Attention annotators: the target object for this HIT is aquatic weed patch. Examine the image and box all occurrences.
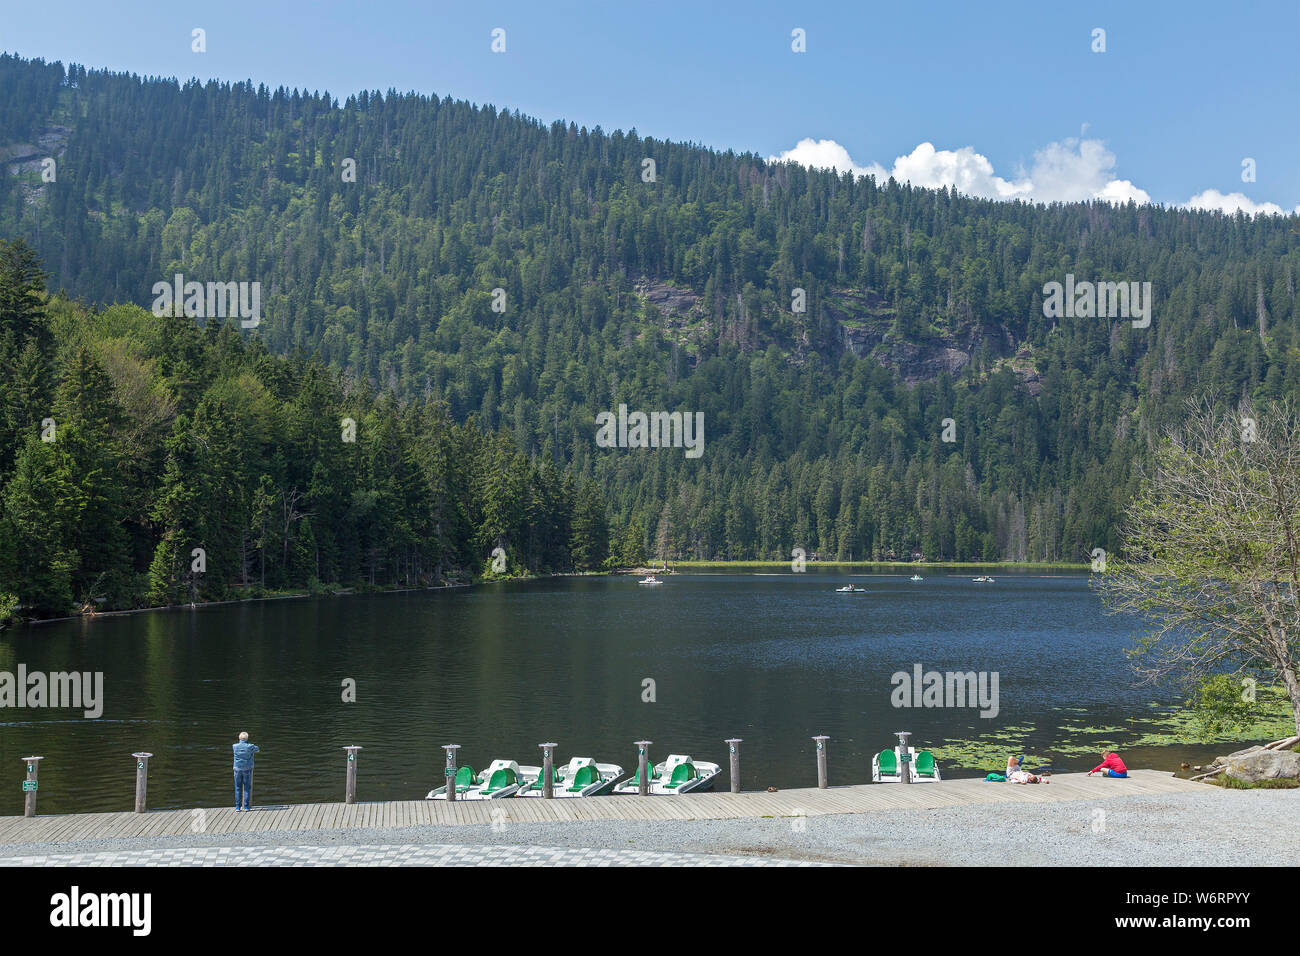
[928,691,1293,771]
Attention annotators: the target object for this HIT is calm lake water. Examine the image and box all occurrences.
[1,571,1231,814]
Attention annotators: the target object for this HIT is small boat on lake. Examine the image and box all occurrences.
[972,575,995,583]
[611,754,721,795]
[426,758,524,800]
[910,574,924,582]
[515,757,623,797]
[638,575,663,585]
[835,585,868,593]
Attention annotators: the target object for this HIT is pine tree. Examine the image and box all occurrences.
[570,480,609,571]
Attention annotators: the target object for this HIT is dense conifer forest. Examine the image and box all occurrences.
[0,238,612,618]
[2,54,1298,617]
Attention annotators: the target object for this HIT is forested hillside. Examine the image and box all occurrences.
[0,238,615,618]
[3,53,1299,572]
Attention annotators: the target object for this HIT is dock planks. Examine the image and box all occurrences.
[0,770,1206,847]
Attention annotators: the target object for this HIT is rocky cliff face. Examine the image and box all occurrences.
[1,125,71,206]
[636,276,1034,390]
[634,277,702,316]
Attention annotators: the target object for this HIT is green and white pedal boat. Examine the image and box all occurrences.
[611,754,721,795]
[872,747,942,783]
[514,756,624,798]
[426,758,524,800]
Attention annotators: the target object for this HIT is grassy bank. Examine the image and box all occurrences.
[1210,773,1300,789]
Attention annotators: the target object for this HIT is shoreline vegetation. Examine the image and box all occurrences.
[0,561,1092,628]
[8,559,1093,626]
[18,580,475,626]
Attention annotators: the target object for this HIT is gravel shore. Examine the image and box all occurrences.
[3,787,1296,865]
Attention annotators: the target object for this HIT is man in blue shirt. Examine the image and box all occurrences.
[232,732,259,811]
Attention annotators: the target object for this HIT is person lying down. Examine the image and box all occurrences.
[1006,755,1048,784]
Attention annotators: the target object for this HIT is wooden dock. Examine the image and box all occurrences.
[0,770,1207,846]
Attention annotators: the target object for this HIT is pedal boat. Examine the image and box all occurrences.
[514,757,624,797]
[872,746,942,783]
[426,758,524,800]
[611,754,721,795]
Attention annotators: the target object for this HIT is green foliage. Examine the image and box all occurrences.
[613,517,648,568]
[0,590,18,627]
[570,480,609,571]
[3,55,1300,564]
[0,252,591,616]
[1096,401,1300,737]
[1188,675,1272,741]
[0,238,52,480]
[1212,773,1299,790]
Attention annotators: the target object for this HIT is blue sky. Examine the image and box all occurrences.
[4,0,1298,211]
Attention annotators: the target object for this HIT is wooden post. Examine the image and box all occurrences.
[725,738,742,793]
[539,743,557,799]
[813,735,829,788]
[442,744,460,802]
[20,756,42,818]
[343,746,362,804]
[896,731,912,785]
[131,753,152,813]
[634,740,652,796]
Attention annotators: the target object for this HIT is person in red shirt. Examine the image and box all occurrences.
[1088,751,1128,778]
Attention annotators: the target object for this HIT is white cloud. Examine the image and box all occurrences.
[771,138,1031,199]
[768,136,1293,215]
[770,138,875,178]
[1094,179,1151,205]
[771,136,1144,205]
[1182,189,1295,217]
[1022,138,1150,204]
[881,142,1032,200]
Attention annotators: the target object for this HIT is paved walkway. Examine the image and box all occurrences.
[0,770,1202,846]
[0,843,826,866]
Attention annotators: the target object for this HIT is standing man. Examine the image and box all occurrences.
[233,731,259,811]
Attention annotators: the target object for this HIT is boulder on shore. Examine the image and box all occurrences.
[1212,745,1265,767]
[1223,749,1300,783]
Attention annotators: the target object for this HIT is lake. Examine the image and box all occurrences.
[0,571,1234,814]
